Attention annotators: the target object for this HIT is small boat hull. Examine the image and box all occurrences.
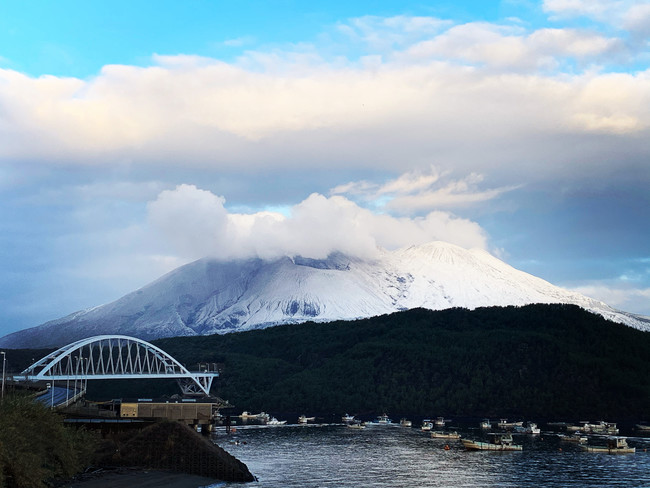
[431,431,460,439]
[580,437,635,454]
[581,446,635,454]
[462,439,522,451]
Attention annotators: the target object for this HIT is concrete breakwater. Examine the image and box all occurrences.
[94,420,254,482]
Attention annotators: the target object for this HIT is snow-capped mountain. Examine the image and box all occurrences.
[1,241,648,348]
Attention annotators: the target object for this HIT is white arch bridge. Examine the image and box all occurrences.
[13,335,217,397]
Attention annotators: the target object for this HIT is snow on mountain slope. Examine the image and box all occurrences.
[1,241,648,348]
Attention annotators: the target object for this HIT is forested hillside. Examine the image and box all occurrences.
[154,304,650,420]
[8,304,650,420]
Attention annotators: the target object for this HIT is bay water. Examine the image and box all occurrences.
[217,423,650,487]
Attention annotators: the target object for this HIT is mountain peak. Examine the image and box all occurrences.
[1,241,648,348]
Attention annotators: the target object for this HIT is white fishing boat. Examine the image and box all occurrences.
[421,420,433,431]
[567,421,618,434]
[558,433,588,443]
[240,411,270,421]
[376,413,392,424]
[514,422,540,435]
[462,433,522,451]
[434,417,446,427]
[431,431,461,439]
[298,415,315,424]
[581,437,635,454]
[266,417,287,425]
[400,418,412,427]
[342,413,355,423]
[480,419,492,429]
[347,421,365,430]
[497,419,523,430]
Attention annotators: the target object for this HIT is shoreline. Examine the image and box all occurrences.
[59,467,226,488]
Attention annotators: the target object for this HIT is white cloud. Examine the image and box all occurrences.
[0,14,648,185]
[569,282,650,316]
[332,167,521,213]
[544,0,650,37]
[222,36,256,48]
[402,23,623,70]
[543,0,623,20]
[146,184,489,262]
[622,3,650,37]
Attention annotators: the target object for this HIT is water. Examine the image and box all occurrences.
[217,423,650,487]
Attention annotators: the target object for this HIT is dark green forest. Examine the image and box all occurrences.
[153,304,650,420]
[7,304,650,420]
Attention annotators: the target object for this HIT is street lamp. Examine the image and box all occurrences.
[1,351,6,402]
[46,382,53,409]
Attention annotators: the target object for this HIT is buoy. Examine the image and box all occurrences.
[444,444,450,450]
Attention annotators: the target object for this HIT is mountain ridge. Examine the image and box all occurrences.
[1,241,648,348]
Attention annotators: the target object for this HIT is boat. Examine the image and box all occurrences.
[581,437,635,454]
[400,418,412,427]
[567,421,618,435]
[462,433,522,451]
[636,424,650,431]
[434,417,446,427]
[480,419,492,430]
[421,420,433,431]
[298,415,315,424]
[497,419,523,430]
[240,411,270,421]
[514,422,540,435]
[347,421,365,430]
[376,413,392,424]
[342,413,355,423]
[266,417,287,425]
[558,433,588,443]
[431,431,461,439]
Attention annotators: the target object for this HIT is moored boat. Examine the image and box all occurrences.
[376,413,392,424]
[266,416,287,425]
[581,437,635,454]
[462,433,522,451]
[435,416,446,427]
[567,421,618,435]
[400,418,412,427]
[431,431,461,439]
[421,420,433,431]
[558,433,588,443]
[480,419,492,430]
[347,421,365,430]
[342,413,355,423]
[514,422,540,435]
[497,419,523,430]
[240,411,270,421]
[298,415,315,424]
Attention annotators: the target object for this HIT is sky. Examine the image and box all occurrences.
[1,0,649,338]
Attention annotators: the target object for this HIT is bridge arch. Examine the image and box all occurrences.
[16,335,217,396]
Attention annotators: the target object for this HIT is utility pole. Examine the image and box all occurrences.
[1,351,6,401]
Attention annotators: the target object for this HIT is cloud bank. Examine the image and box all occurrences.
[147,184,488,262]
[1,12,649,188]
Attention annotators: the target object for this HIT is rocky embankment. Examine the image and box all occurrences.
[93,421,254,482]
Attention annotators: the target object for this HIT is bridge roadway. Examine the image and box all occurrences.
[35,386,84,408]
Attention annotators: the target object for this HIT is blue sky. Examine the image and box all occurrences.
[1,0,649,337]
